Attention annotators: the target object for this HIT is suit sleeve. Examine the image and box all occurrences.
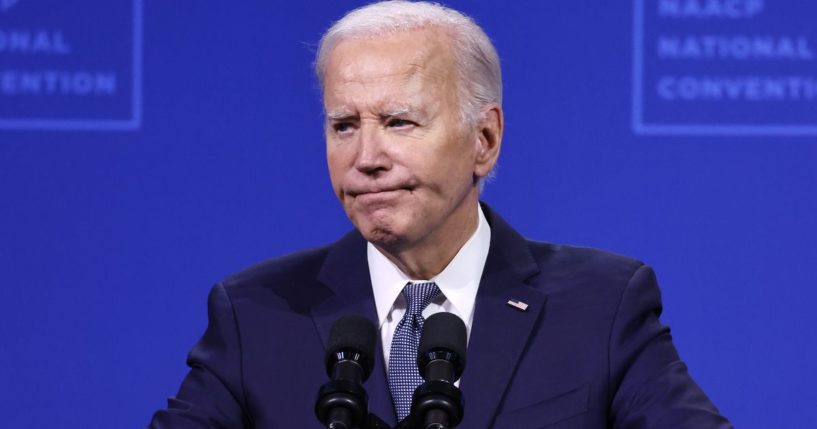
[608,265,732,429]
[149,283,250,428]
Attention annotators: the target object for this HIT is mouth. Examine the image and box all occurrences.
[347,186,413,198]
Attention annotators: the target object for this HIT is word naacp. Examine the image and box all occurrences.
[659,0,764,18]
[658,36,814,61]
[0,30,71,54]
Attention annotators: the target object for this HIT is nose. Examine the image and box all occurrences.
[354,123,391,175]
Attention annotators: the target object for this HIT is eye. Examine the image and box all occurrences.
[333,122,355,134]
[387,118,413,128]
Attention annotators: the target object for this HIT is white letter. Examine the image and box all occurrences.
[657,76,677,100]
[658,37,680,58]
[659,0,680,16]
[677,77,699,100]
[797,37,814,60]
[94,73,117,95]
[745,0,764,17]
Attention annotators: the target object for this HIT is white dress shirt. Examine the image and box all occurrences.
[367,204,491,370]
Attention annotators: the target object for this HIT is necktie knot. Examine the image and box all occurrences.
[403,281,441,317]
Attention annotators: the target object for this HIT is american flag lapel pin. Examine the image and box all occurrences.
[506,299,529,311]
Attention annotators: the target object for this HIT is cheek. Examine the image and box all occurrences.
[432,138,478,179]
[326,149,347,194]
[327,138,359,167]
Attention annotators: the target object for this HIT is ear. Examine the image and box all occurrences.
[473,103,503,179]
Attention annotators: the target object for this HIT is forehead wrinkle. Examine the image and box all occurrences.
[377,92,436,118]
[337,64,424,90]
[329,75,430,118]
[331,39,429,84]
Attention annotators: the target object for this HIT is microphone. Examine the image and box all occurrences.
[315,315,377,429]
[410,312,467,429]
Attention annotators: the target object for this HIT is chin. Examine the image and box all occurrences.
[363,227,407,248]
[353,213,410,248]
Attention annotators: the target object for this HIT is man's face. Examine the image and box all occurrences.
[323,28,482,250]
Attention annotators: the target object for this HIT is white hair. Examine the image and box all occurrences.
[315,0,502,125]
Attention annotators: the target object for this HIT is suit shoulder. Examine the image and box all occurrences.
[525,239,647,290]
[219,244,332,291]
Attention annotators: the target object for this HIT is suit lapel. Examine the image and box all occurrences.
[460,205,546,429]
[311,230,397,426]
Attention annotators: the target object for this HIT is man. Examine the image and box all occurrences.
[150,2,731,428]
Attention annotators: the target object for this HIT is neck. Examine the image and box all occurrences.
[375,196,480,280]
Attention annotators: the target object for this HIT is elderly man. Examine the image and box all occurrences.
[150,2,731,428]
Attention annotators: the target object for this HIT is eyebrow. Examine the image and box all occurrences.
[380,106,412,117]
[326,111,356,121]
[326,106,419,121]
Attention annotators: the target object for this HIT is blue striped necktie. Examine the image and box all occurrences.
[388,281,441,421]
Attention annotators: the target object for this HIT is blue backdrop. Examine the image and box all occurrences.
[1,1,815,427]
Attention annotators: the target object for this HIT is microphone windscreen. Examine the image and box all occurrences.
[419,312,467,373]
[326,314,377,377]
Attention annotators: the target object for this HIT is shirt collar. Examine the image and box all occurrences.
[368,204,491,328]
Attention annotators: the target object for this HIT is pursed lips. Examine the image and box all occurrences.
[346,186,413,198]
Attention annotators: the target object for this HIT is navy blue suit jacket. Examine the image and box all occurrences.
[150,205,730,428]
